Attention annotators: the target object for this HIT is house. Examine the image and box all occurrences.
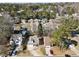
[42,19,61,36]
[9,34,23,56]
[28,19,39,34]
[28,36,53,56]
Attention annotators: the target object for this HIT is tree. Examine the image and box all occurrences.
[0,16,12,45]
[52,17,79,49]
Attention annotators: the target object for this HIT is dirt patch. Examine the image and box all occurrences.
[51,46,76,57]
[17,50,32,56]
[0,45,10,56]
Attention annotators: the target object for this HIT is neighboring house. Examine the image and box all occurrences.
[57,5,64,16]
[28,19,39,33]
[27,35,39,51]
[42,19,61,36]
[9,34,23,56]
